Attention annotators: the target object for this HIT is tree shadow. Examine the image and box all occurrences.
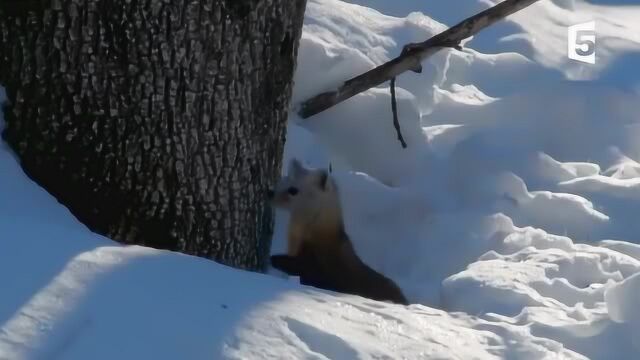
[0,132,113,329]
[1,247,293,359]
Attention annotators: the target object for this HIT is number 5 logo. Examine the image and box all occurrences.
[568,21,596,64]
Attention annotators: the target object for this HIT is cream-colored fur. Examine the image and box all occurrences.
[271,159,343,255]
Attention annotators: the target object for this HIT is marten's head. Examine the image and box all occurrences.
[268,159,341,227]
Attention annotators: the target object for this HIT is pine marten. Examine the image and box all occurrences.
[268,159,408,305]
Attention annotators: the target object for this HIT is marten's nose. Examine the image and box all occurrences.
[266,190,275,199]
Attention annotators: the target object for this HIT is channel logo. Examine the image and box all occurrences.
[568,21,596,64]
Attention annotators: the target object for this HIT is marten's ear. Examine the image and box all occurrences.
[288,158,306,178]
[319,171,332,192]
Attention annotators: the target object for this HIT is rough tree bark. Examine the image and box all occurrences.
[0,0,307,271]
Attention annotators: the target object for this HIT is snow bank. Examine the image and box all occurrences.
[224,292,584,360]
[345,0,640,82]
[278,0,640,358]
[0,87,581,358]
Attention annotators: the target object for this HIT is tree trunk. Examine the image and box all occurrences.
[0,0,307,271]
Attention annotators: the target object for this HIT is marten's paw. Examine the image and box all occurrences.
[270,254,338,292]
[270,255,303,276]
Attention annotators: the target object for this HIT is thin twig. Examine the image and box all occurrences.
[298,0,541,119]
[389,77,407,149]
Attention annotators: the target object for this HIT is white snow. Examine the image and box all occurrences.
[2,0,640,359]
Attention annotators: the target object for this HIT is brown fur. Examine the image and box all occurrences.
[269,159,408,305]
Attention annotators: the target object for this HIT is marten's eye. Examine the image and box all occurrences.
[287,187,299,196]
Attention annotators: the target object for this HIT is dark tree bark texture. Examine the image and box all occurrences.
[0,0,307,271]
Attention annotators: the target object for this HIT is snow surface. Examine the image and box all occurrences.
[2,0,640,359]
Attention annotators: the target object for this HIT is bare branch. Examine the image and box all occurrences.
[389,77,407,148]
[298,0,541,119]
